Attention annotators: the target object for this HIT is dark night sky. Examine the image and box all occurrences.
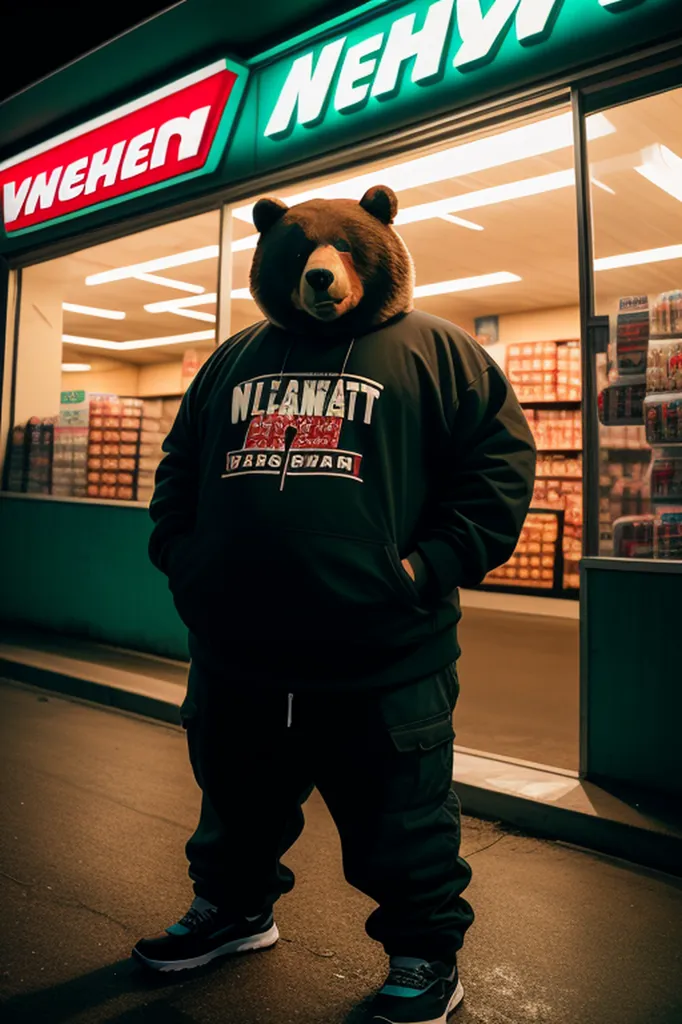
[0,2,180,103]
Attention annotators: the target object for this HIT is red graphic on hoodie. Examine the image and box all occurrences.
[245,415,342,450]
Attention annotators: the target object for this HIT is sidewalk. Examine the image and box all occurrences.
[1,624,682,877]
[1,679,681,1024]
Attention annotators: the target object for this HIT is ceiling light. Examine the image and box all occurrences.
[144,293,217,313]
[232,233,260,252]
[397,170,575,226]
[439,214,484,231]
[62,330,215,351]
[231,288,253,300]
[594,243,682,272]
[135,273,206,293]
[414,272,522,298]
[85,245,219,285]
[62,362,92,372]
[62,302,126,320]
[233,112,615,223]
[168,309,217,323]
[636,144,682,203]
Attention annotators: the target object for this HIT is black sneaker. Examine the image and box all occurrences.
[132,897,278,972]
[369,957,464,1024]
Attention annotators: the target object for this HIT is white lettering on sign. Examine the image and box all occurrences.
[24,167,62,216]
[454,0,559,70]
[85,141,126,195]
[121,129,155,180]
[265,37,347,136]
[3,105,211,225]
[58,156,89,201]
[371,0,454,98]
[334,33,384,112]
[150,106,211,168]
[264,0,649,138]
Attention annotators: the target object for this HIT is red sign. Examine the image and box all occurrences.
[0,59,247,235]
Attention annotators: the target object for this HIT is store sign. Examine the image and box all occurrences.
[0,58,248,236]
[258,0,656,150]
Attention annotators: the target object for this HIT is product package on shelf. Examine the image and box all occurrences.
[612,509,682,560]
[612,515,655,558]
[655,509,682,559]
[53,390,94,497]
[598,379,646,425]
[651,455,682,503]
[87,396,142,501]
[485,512,558,590]
[25,417,56,494]
[644,393,682,444]
[524,407,582,451]
[5,424,28,492]
[615,295,650,377]
[134,396,180,503]
[506,340,580,402]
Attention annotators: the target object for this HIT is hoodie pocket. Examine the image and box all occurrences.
[173,526,430,647]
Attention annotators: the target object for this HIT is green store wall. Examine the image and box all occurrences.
[582,560,682,798]
[0,497,189,661]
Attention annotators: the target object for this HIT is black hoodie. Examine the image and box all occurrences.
[149,310,536,690]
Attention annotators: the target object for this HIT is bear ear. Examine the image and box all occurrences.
[253,197,288,235]
[360,185,398,225]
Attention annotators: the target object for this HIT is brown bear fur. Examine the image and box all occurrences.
[249,186,414,339]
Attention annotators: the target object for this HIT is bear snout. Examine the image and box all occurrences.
[306,268,335,292]
[298,244,363,322]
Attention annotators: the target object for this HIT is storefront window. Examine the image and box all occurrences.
[589,86,682,560]
[4,211,220,503]
[229,105,589,768]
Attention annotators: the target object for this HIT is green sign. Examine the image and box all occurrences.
[249,0,678,173]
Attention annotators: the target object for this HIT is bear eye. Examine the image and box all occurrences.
[333,238,351,253]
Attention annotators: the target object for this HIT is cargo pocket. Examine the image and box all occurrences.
[386,711,455,811]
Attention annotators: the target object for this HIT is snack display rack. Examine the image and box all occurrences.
[601,292,682,560]
[5,391,182,503]
[483,340,583,595]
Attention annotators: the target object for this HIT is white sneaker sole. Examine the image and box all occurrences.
[132,922,280,973]
[372,979,464,1024]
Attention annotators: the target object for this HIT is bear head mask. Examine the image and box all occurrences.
[249,185,414,338]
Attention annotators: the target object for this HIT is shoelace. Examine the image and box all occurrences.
[178,904,218,931]
[385,963,435,992]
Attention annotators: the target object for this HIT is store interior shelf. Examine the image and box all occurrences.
[537,447,584,454]
[536,474,582,481]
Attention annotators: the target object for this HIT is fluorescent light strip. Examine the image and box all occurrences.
[62,363,92,372]
[62,330,215,352]
[86,246,219,285]
[0,60,228,172]
[169,309,217,323]
[414,272,521,298]
[135,273,206,294]
[62,302,126,320]
[439,214,484,231]
[145,292,217,313]
[232,233,260,252]
[397,170,575,225]
[636,144,682,203]
[231,288,253,300]
[595,243,682,271]
[232,112,615,223]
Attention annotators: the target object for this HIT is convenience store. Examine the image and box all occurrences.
[1,0,682,800]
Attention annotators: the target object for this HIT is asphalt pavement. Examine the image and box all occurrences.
[1,679,681,1024]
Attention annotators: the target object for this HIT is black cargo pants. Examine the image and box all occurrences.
[181,662,474,962]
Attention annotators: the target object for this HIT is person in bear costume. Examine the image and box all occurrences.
[134,185,536,1023]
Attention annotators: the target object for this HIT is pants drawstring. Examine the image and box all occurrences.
[287,693,294,728]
